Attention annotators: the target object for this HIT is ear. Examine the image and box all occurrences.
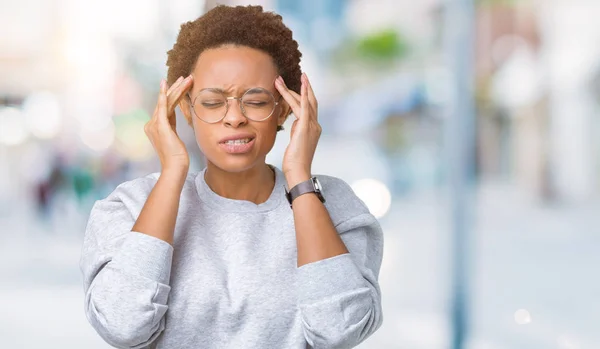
[179,97,194,127]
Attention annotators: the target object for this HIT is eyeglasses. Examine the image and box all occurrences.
[188,87,280,124]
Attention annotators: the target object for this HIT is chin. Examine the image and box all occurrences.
[205,153,265,173]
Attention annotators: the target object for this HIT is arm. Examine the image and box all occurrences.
[80,77,193,348]
[276,74,383,348]
[80,178,177,349]
[287,173,349,267]
[292,201,384,349]
[134,75,194,245]
[81,171,187,348]
[132,169,187,244]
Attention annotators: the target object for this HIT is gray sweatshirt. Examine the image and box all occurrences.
[80,165,383,349]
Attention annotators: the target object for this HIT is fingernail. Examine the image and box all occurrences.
[160,79,166,89]
[186,74,193,80]
[176,76,184,83]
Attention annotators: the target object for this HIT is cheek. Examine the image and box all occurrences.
[192,126,213,154]
[255,123,279,154]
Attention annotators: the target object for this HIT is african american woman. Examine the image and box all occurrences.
[80,5,384,349]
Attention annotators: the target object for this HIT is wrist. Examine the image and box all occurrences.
[285,172,311,189]
[160,168,188,187]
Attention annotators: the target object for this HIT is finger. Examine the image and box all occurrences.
[167,75,193,114]
[276,76,300,103]
[167,76,184,97]
[151,100,159,122]
[303,73,318,117]
[167,76,194,131]
[157,79,168,121]
[300,78,309,122]
[150,79,168,122]
[275,77,300,117]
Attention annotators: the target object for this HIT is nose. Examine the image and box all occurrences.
[222,97,247,128]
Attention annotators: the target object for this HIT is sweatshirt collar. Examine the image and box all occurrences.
[195,164,285,212]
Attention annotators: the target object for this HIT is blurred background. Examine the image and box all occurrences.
[1,0,599,348]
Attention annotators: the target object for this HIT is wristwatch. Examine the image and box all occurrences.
[285,176,326,208]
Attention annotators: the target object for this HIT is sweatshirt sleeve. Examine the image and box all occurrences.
[79,178,173,349]
[297,212,384,349]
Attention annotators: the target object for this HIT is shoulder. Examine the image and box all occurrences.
[93,172,199,215]
[315,173,374,227]
[84,172,199,252]
[107,171,197,197]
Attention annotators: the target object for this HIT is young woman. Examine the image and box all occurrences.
[80,5,384,349]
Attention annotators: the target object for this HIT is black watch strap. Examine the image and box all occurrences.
[285,177,325,207]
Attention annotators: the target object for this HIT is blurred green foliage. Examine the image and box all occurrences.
[355,29,408,61]
[331,28,409,71]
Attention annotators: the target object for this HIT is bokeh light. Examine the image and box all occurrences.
[22,92,63,139]
[0,107,29,146]
[557,335,580,349]
[514,309,532,325]
[79,120,116,152]
[351,178,392,218]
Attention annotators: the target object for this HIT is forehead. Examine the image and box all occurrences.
[192,45,278,92]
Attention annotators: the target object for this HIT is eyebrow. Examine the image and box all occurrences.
[203,87,227,94]
[200,87,279,96]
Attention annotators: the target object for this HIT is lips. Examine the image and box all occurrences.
[218,133,256,144]
[218,137,256,154]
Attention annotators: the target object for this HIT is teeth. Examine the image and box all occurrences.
[225,138,251,145]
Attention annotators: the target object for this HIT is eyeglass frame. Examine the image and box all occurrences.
[187,87,282,124]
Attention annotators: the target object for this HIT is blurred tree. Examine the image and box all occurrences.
[331,28,409,73]
[356,29,407,62]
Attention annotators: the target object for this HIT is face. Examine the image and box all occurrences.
[180,45,289,173]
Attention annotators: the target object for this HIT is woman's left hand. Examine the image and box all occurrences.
[275,73,322,187]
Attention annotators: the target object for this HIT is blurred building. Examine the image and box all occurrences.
[473,0,600,203]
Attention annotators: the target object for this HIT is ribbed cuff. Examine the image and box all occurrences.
[111,232,174,285]
[297,253,365,304]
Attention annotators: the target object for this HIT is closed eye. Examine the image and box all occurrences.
[244,101,268,107]
[201,102,226,108]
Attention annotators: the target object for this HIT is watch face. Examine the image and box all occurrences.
[312,177,325,203]
[312,177,322,192]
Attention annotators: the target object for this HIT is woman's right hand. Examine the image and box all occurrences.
[144,75,194,173]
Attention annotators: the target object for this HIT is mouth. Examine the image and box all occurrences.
[219,137,254,145]
[218,137,256,154]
